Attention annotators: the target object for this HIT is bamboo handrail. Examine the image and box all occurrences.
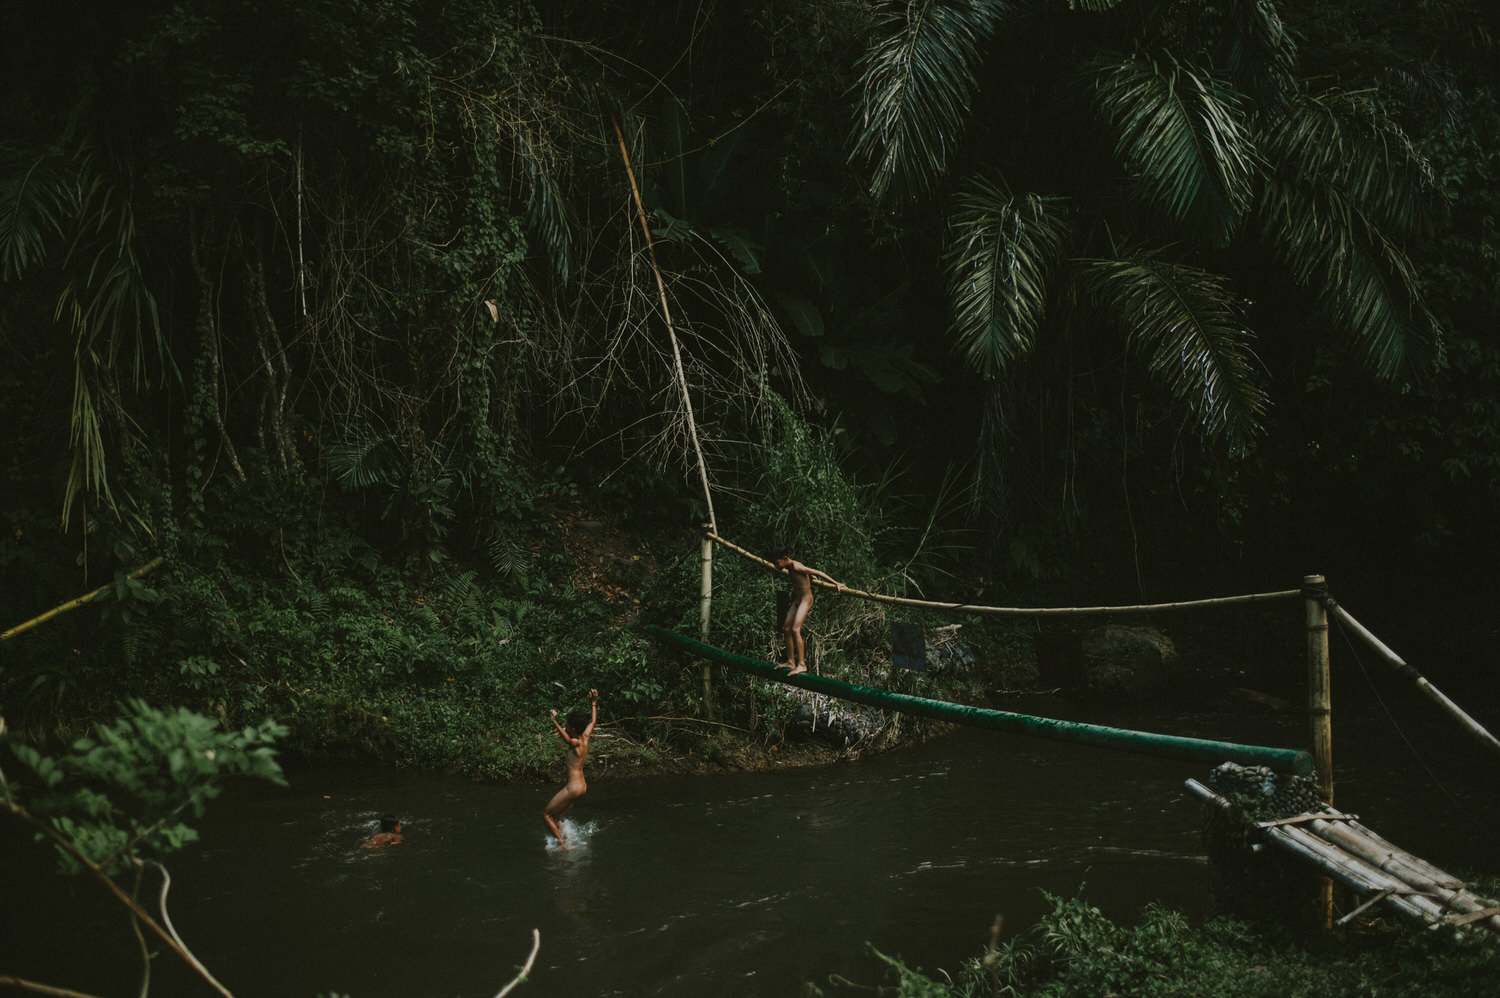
[706,531,1301,617]
[2,556,165,641]
[1326,600,1500,761]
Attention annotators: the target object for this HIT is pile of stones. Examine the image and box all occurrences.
[1208,761,1327,819]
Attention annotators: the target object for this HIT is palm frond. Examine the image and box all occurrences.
[19,146,169,528]
[1076,253,1268,454]
[325,431,406,491]
[1257,91,1441,380]
[945,176,1072,377]
[1326,216,1440,380]
[1091,51,1258,247]
[850,0,1003,201]
[60,361,112,527]
[1265,181,1438,380]
[0,144,74,280]
[1201,0,1298,113]
[1260,88,1436,237]
[519,131,575,284]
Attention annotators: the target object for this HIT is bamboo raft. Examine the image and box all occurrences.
[1186,778,1500,935]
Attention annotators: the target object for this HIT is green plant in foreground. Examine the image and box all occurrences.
[1,701,544,997]
[823,890,1500,997]
[1,700,288,996]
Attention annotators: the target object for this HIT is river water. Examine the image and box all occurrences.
[6,691,1498,998]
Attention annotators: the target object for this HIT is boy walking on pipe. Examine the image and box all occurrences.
[771,547,844,676]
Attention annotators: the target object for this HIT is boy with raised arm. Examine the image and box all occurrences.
[543,688,598,848]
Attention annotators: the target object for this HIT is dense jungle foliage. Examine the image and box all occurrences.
[3,0,1500,993]
[3,0,1497,755]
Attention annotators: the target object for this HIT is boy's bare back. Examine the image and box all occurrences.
[544,689,598,847]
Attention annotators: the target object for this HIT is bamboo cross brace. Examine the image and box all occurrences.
[1257,812,1359,828]
[706,531,1301,617]
[2,557,165,641]
[1446,907,1500,927]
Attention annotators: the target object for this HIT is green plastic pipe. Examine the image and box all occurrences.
[645,625,1314,777]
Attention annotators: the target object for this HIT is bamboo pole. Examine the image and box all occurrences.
[1303,576,1334,803]
[706,531,1302,617]
[1323,818,1500,927]
[1309,817,1500,932]
[1303,575,1334,927]
[611,115,719,710]
[1326,601,1500,761]
[699,528,714,716]
[1275,823,1446,922]
[2,556,165,641]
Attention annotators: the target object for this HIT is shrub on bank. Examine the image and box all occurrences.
[824,890,1500,997]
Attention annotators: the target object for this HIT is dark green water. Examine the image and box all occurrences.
[5,692,1497,998]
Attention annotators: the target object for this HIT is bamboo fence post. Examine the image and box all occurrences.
[699,527,714,716]
[1304,576,1334,804]
[1304,574,1334,927]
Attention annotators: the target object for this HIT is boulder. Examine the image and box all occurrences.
[1077,624,1182,698]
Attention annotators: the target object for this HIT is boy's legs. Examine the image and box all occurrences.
[784,597,812,674]
[543,786,578,844]
[787,628,805,673]
[779,604,798,669]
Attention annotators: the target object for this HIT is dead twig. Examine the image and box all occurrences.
[493,929,541,998]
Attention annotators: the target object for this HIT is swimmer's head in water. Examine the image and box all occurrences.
[379,814,401,833]
[566,709,591,735]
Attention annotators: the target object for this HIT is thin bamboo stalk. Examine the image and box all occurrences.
[612,119,716,534]
[2,800,237,996]
[1327,602,1500,760]
[612,116,719,708]
[706,532,1301,617]
[2,556,165,641]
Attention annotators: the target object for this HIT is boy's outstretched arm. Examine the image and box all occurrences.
[550,709,578,745]
[805,565,845,589]
[583,689,599,738]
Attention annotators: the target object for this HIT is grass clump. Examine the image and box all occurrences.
[819,890,1500,997]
